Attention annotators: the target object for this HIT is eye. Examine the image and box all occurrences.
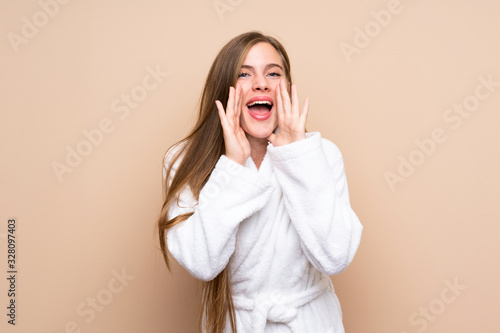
[238,72,250,78]
[268,72,281,77]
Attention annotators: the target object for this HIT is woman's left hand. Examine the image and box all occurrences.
[266,78,309,147]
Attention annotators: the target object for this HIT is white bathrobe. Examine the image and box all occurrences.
[164,132,363,333]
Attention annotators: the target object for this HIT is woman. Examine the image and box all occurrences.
[157,31,363,333]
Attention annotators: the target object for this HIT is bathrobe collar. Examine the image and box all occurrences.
[245,149,274,180]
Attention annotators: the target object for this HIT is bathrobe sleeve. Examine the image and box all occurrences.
[267,132,363,276]
[163,147,273,281]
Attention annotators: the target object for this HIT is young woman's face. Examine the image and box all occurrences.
[237,42,286,140]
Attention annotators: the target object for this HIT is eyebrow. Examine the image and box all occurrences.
[240,63,284,71]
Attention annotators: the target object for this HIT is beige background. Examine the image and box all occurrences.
[1,0,499,332]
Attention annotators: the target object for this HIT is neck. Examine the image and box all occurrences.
[247,135,268,169]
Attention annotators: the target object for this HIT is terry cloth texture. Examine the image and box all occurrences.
[164,132,363,333]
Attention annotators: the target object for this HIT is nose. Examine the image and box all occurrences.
[252,74,269,92]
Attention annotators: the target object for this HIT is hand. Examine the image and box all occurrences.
[267,79,309,147]
[215,84,251,165]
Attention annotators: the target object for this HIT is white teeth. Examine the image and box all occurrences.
[247,100,272,107]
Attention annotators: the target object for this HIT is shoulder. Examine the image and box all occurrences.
[162,140,188,180]
[306,132,343,165]
[164,140,186,161]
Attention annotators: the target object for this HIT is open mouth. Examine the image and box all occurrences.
[246,100,273,120]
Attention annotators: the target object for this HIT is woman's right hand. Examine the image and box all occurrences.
[215,84,251,165]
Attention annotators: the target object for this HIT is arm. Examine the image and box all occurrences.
[267,132,363,275]
[164,150,272,281]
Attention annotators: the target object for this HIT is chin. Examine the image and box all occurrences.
[241,113,277,140]
[247,131,272,140]
[243,124,276,140]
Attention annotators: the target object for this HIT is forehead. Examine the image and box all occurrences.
[242,42,283,67]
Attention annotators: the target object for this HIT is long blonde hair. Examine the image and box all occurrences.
[157,31,292,333]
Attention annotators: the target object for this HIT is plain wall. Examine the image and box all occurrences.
[1,0,499,332]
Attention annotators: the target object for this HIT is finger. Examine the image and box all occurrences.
[280,79,292,116]
[215,100,229,130]
[300,96,310,125]
[233,84,238,115]
[266,132,276,145]
[234,84,242,127]
[238,84,244,128]
[275,82,285,125]
[226,86,235,120]
[291,84,300,116]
